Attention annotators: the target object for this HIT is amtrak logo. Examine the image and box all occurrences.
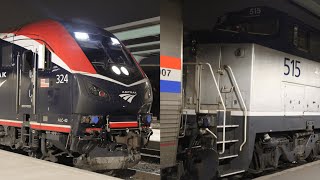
[0,80,6,87]
[119,91,137,103]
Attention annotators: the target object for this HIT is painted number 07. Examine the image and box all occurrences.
[284,58,300,77]
[161,69,171,77]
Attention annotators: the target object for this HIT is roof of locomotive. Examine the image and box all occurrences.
[0,19,120,74]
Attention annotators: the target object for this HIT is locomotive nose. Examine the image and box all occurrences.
[72,74,150,115]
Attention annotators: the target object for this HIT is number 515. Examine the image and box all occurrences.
[284,58,300,77]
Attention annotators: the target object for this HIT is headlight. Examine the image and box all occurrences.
[74,32,89,41]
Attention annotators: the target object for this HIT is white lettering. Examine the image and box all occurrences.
[56,74,68,84]
[0,72,7,78]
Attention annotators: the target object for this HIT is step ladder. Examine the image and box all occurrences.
[216,111,245,177]
[183,63,248,178]
[21,114,31,148]
[216,66,248,178]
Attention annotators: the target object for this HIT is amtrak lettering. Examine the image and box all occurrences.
[0,72,7,78]
[0,72,8,87]
[0,80,6,87]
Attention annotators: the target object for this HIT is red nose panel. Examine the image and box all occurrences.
[13,20,96,74]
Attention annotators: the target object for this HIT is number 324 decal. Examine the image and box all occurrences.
[56,74,68,84]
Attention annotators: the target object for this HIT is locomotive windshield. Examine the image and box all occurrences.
[61,21,144,84]
[74,32,144,84]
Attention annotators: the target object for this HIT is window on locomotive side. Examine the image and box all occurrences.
[246,18,279,35]
[44,48,52,70]
[310,32,320,56]
[1,45,13,67]
[293,25,310,52]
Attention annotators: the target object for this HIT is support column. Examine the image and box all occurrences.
[160,0,183,168]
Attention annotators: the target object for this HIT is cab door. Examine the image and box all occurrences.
[18,46,36,115]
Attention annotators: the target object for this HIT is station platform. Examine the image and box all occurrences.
[150,129,160,142]
[255,160,320,180]
[0,149,119,180]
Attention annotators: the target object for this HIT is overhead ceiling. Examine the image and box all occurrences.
[0,0,159,31]
[183,0,320,30]
[106,17,160,62]
[291,0,320,17]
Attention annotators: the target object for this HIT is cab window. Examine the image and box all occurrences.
[293,25,309,52]
[44,48,52,70]
[1,44,13,67]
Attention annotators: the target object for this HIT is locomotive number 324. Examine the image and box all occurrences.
[284,58,301,77]
[56,74,68,84]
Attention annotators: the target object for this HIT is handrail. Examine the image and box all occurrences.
[224,65,247,151]
[179,110,188,138]
[206,63,227,154]
[205,128,217,139]
[16,53,20,114]
[183,62,227,154]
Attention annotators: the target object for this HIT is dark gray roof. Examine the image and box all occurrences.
[0,0,159,31]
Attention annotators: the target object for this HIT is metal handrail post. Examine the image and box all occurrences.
[183,62,227,154]
[205,63,227,154]
[224,65,248,151]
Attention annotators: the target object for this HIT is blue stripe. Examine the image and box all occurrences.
[160,80,181,93]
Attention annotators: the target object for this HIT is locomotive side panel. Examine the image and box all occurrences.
[187,43,254,111]
[184,44,221,111]
[251,44,320,116]
[250,44,285,113]
[305,86,320,112]
[0,39,16,119]
[219,43,253,110]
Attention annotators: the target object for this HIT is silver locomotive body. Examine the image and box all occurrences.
[186,43,320,117]
[180,43,320,178]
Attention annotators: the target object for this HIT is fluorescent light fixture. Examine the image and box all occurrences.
[74,32,89,41]
[111,66,121,75]
[111,37,120,45]
[120,67,129,75]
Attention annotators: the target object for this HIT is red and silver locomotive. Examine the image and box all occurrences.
[0,19,153,170]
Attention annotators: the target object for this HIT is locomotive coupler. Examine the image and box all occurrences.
[73,147,141,170]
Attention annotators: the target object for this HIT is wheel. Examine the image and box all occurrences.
[306,150,316,162]
[28,151,41,158]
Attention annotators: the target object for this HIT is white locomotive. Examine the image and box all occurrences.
[175,6,320,179]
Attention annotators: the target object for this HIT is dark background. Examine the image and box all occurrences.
[0,0,159,31]
[183,0,320,30]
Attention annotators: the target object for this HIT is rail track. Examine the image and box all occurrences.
[141,147,160,164]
